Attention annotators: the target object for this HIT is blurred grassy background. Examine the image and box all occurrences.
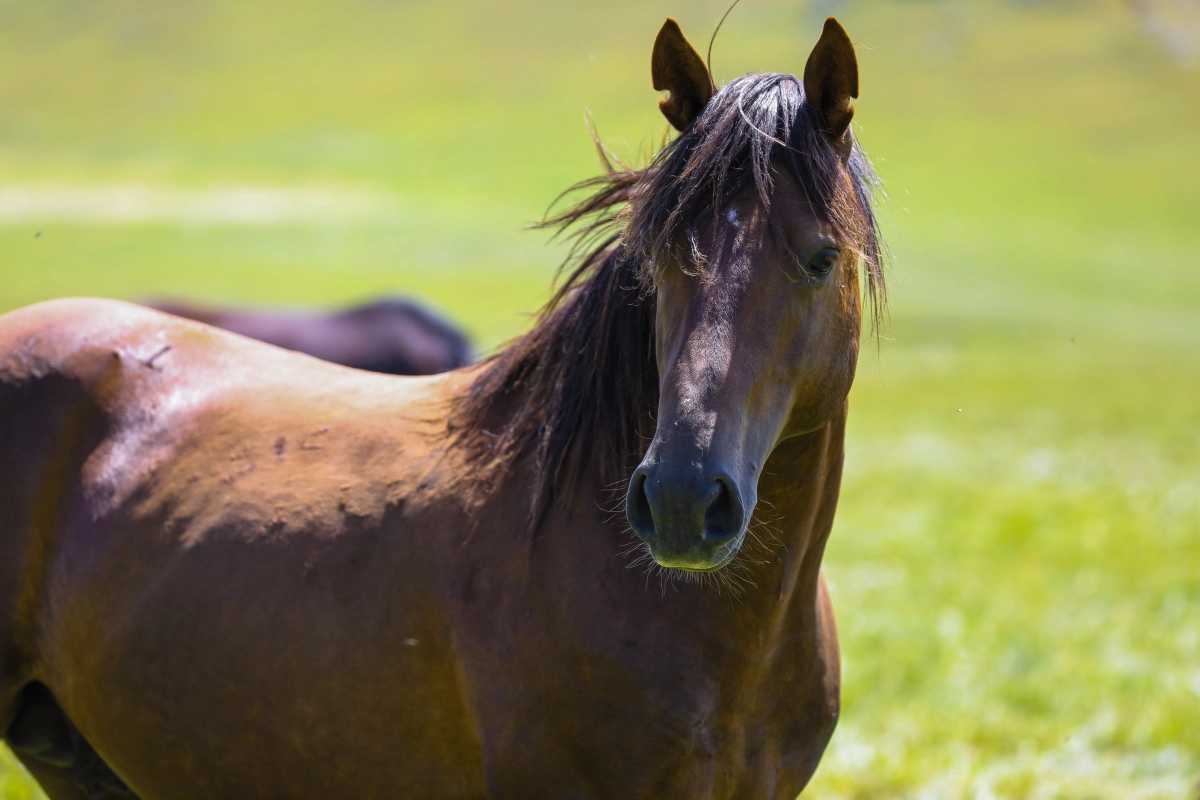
[1,0,1198,797]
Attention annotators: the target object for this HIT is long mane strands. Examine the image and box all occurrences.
[452,71,885,527]
[451,155,658,526]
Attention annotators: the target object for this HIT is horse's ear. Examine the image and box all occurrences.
[803,17,859,145]
[652,18,715,132]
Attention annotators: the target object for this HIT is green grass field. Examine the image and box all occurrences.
[1,0,1198,796]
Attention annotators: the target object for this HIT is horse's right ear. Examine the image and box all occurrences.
[652,18,715,132]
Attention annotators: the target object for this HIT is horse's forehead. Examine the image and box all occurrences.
[718,180,827,242]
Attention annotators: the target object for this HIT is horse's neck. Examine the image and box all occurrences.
[750,402,848,601]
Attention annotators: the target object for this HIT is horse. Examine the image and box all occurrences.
[0,16,883,799]
[143,297,474,375]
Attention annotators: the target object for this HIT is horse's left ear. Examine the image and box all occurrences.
[803,17,859,146]
[652,18,716,132]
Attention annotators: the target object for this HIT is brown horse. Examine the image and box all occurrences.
[0,16,883,800]
[144,297,474,375]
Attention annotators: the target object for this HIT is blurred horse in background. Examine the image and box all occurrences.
[146,297,474,375]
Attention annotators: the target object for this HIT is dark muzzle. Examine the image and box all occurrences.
[626,462,749,570]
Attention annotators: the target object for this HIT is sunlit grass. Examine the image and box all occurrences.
[812,335,1200,798]
[0,750,37,800]
[1,0,1197,796]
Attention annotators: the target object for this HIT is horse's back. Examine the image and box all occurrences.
[0,298,486,798]
[0,296,459,626]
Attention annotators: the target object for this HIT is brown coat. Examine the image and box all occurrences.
[0,298,842,798]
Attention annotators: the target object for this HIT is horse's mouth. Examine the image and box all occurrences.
[649,530,744,573]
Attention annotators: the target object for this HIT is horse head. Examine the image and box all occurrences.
[625,18,881,572]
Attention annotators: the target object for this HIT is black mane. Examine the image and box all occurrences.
[452,72,884,525]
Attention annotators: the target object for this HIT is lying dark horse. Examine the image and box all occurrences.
[0,17,884,799]
[145,297,474,375]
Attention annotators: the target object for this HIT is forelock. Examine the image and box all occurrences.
[624,72,880,282]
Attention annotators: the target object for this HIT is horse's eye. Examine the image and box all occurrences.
[808,248,840,275]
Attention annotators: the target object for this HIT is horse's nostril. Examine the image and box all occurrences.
[704,478,740,540]
[626,471,655,539]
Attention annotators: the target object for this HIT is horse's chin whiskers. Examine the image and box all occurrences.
[626,546,753,602]
[614,508,783,600]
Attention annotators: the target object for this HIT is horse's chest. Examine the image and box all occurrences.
[471,630,834,799]
[618,657,832,798]
[454,518,838,797]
